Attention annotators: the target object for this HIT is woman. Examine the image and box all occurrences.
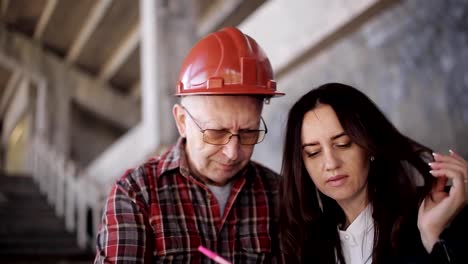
[279,83,468,263]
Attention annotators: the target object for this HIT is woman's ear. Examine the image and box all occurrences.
[172,104,187,137]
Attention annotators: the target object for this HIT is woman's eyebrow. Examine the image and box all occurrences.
[302,132,347,148]
[302,142,319,148]
[331,132,346,140]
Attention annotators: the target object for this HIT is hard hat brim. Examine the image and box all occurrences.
[175,85,285,97]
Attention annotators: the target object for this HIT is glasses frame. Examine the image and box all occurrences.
[182,106,268,145]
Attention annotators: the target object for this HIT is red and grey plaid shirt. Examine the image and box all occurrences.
[95,138,281,263]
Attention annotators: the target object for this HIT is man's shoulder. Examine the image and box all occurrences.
[114,145,179,191]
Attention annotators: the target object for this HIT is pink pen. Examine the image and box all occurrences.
[198,245,232,264]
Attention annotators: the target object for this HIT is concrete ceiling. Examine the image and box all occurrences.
[0,0,266,98]
[0,0,397,127]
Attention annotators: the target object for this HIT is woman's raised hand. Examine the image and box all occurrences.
[417,150,468,252]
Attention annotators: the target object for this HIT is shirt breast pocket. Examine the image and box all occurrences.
[154,231,202,263]
[236,232,272,263]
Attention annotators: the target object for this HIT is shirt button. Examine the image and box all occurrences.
[344,234,350,240]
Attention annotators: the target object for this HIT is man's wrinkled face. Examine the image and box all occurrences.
[173,95,263,185]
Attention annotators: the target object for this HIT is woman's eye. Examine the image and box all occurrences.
[306,151,320,157]
[336,142,352,148]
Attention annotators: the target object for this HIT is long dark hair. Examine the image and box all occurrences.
[279,83,433,263]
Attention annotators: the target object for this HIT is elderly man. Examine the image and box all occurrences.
[95,27,284,263]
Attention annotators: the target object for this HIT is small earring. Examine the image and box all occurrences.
[370,156,375,161]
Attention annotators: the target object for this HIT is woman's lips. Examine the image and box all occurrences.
[326,175,348,187]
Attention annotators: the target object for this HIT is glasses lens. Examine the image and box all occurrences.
[240,130,265,145]
[202,130,266,145]
[203,130,231,145]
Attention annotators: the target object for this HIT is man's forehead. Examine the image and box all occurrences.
[184,96,263,126]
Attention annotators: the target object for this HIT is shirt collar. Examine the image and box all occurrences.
[156,137,186,178]
[342,204,373,236]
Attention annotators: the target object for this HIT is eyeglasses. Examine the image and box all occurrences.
[182,106,268,145]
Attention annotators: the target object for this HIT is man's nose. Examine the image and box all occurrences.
[222,135,240,161]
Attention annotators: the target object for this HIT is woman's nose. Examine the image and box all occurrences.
[323,150,340,171]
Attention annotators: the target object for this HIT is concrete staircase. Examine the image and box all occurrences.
[0,173,94,263]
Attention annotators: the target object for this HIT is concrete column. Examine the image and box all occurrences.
[87,0,196,186]
[140,0,196,150]
[34,78,48,140]
[140,0,161,147]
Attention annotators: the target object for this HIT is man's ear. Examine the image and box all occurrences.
[173,104,187,137]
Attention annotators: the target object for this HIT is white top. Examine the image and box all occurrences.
[338,205,374,264]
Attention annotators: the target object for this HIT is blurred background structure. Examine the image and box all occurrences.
[0,0,466,262]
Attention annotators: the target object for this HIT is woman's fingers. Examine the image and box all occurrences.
[430,168,467,205]
[431,151,467,186]
[432,152,466,169]
[449,150,468,186]
[449,149,466,163]
[429,161,464,175]
[430,169,464,185]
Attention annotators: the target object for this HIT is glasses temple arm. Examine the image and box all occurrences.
[260,116,268,134]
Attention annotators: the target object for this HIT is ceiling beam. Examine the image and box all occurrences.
[197,0,266,37]
[34,0,58,40]
[0,26,139,130]
[66,0,113,63]
[98,23,140,82]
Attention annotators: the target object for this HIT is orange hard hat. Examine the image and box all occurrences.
[175,27,284,97]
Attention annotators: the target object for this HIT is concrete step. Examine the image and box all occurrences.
[0,175,38,188]
[0,198,56,210]
[0,251,94,264]
[0,173,93,262]
[0,219,70,236]
[0,234,79,249]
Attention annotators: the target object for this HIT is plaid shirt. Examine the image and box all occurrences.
[95,138,281,263]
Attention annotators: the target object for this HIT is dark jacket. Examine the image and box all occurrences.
[394,205,468,264]
[294,205,468,264]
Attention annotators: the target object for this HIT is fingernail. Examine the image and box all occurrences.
[429,170,435,174]
[432,152,438,157]
[449,149,454,154]
[428,162,434,167]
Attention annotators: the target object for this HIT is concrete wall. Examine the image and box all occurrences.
[150,3,197,147]
[253,0,468,173]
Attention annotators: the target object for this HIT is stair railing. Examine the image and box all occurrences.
[28,135,103,250]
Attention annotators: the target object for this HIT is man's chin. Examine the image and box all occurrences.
[209,168,240,185]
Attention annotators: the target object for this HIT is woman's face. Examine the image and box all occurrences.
[301,104,370,208]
